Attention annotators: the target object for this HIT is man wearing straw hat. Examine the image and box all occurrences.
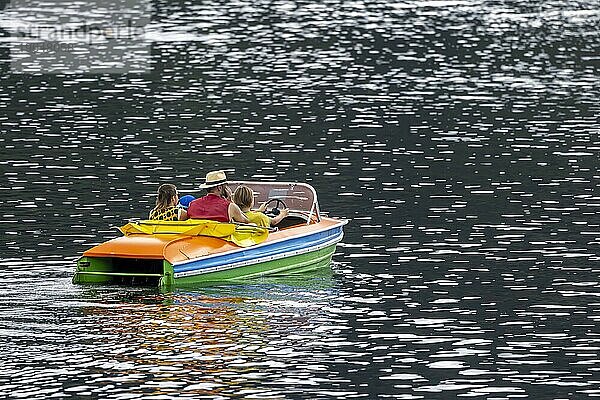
[187,170,249,223]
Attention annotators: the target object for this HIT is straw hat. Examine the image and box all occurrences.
[199,170,228,189]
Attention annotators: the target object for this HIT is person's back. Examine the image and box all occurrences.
[187,193,230,222]
[244,210,270,227]
[149,206,180,221]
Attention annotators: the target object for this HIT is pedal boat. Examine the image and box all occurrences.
[73,181,347,287]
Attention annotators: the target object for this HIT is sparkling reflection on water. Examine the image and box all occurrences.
[1,0,600,398]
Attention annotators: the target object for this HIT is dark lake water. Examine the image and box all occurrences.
[2,0,600,398]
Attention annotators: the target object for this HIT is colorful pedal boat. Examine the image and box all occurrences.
[73,181,347,287]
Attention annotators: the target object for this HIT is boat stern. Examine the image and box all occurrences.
[73,256,174,287]
[72,235,177,287]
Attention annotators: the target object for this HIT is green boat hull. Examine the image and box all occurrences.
[73,244,337,288]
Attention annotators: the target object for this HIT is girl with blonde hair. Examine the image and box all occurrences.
[232,185,288,227]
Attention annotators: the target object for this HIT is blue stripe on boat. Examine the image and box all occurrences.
[173,225,343,274]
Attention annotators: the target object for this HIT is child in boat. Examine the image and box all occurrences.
[232,185,288,227]
[178,195,195,209]
[149,184,188,221]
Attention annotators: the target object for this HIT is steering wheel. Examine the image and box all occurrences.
[263,198,288,217]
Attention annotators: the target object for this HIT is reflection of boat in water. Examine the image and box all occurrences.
[73,181,347,288]
[75,279,339,398]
